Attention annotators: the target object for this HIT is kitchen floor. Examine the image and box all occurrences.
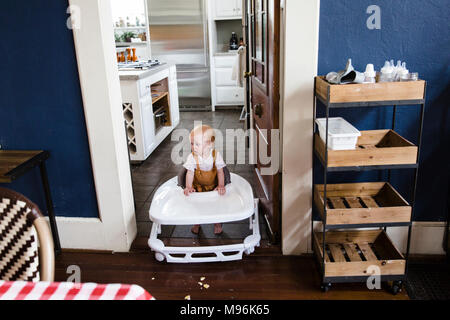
[131,110,268,240]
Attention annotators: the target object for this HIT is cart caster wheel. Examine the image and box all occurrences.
[155,252,165,262]
[391,281,402,295]
[321,283,331,292]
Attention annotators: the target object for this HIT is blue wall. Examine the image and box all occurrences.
[0,0,99,218]
[316,0,450,221]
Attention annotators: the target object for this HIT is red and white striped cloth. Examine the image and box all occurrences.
[0,280,154,300]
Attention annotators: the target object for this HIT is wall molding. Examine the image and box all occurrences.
[67,0,137,252]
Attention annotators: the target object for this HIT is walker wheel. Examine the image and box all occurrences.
[245,247,255,255]
[155,252,165,262]
[391,281,402,295]
[321,283,331,292]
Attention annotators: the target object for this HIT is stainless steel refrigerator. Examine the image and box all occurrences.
[147,0,211,108]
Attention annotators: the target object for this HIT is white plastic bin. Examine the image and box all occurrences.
[315,117,361,150]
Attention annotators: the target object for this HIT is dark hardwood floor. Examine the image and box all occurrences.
[55,238,409,300]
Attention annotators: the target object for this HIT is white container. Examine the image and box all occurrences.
[379,61,394,82]
[315,117,361,150]
[364,64,376,83]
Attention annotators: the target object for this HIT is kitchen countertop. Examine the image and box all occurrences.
[214,51,238,56]
[118,62,174,80]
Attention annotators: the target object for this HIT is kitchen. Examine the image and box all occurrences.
[111,0,267,240]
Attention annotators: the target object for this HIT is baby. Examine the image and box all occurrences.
[183,124,226,235]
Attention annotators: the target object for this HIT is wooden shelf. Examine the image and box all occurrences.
[314,182,411,227]
[314,129,418,169]
[114,26,148,30]
[151,91,168,104]
[315,76,426,107]
[313,230,405,279]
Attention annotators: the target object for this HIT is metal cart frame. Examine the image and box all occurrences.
[311,79,426,294]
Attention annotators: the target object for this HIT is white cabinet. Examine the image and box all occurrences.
[214,56,236,67]
[215,68,235,86]
[215,0,242,19]
[119,64,180,161]
[216,87,245,104]
[208,1,244,110]
[211,55,244,107]
[235,0,242,16]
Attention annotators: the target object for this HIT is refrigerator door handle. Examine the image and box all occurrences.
[202,0,209,68]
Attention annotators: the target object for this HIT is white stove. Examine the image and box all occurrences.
[118,60,163,71]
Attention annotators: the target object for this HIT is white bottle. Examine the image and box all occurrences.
[394,60,403,81]
[399,62,410,81]
[380,61,394,82]
[364,64,376,83]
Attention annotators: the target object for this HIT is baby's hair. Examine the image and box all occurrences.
[190,124,215,143]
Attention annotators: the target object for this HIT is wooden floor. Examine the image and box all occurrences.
[55,238,409,300]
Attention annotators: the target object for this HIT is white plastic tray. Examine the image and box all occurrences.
[315,117,361,150]
[149,173,254,225]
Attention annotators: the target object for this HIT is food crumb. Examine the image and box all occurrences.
[200,277,206,281]
[198,282,203,286]
[184,295,191,300]
[151,277,155,280]
[203,284,210,289]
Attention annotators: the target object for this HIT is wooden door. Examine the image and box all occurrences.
[247,0,280,242]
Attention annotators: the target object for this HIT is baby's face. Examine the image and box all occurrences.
[191,134,212,156]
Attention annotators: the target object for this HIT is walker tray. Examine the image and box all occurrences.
[149,173,254,225]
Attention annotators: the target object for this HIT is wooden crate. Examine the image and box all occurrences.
[313,230,405,278]
[315,129,418,167]
[315,76,425,104]
[314,182,411,225]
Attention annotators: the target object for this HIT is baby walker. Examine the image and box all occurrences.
[148,173,260,263]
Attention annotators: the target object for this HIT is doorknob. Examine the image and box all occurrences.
[244,71,253,78]
[254,103,263,118]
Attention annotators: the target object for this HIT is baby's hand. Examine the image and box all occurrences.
[215,185,226,196]
[184,187,195,196]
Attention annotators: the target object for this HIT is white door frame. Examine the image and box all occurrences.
[57,0,137,251]
[280,0,321,255]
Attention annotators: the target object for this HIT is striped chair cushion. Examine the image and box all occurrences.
[0,196,40,282]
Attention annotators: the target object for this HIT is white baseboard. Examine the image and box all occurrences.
[311,221,446,255]
[45,217,135,252]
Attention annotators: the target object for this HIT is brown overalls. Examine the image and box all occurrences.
[192,149,218,192]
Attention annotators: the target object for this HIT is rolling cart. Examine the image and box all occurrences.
[312,76,426,294]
